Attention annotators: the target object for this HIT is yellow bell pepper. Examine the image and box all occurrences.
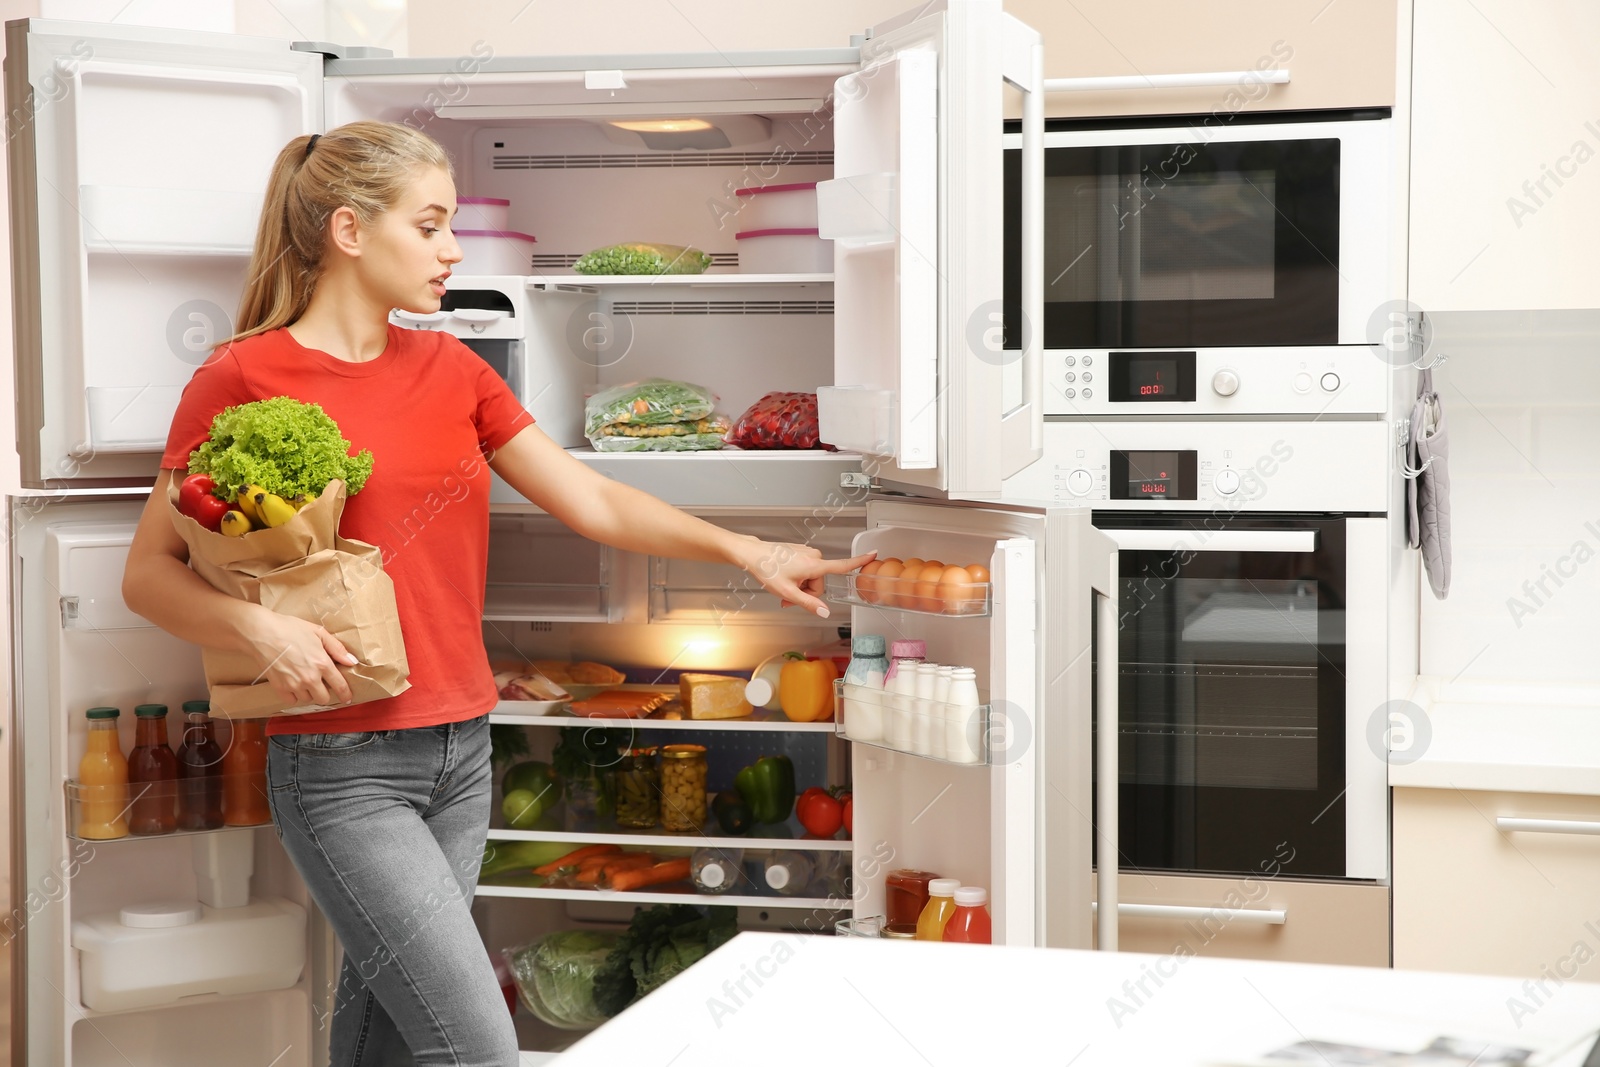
[779,652,838,722]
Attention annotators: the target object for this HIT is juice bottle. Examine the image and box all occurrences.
[127,704,177,835]
[914,878,960,941]
[943,886,993,944]
[175,701,224,830]
[76,707,128,840]
[223,718,271,826]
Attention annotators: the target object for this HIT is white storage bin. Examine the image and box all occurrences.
[455,196,510,231]
[455,229,537,276]
[735,228,832,274]
[73,896,306,1012]
[733,181,818,230]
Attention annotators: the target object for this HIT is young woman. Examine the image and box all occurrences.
[122,120,869,1066]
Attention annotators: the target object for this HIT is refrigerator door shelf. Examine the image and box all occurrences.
[64,779,271,844]
[823,570,993,618]
[835,681,993,766]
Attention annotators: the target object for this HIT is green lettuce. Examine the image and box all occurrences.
[188,396,374,499]
[508,930,620,1030]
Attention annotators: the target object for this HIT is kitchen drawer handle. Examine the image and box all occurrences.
[1103,529,1316,554]
[1093,901,1287,925]
[1496,817,1600,837]
[1044,70,1290,93]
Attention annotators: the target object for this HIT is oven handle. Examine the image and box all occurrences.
[1101,529,1317,554]
[1092,901,1288,925]
[1497,817,1600,837]
[1044,70,1290,93]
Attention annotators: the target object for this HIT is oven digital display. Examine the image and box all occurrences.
[1109,352,1198,402]
[1110,450,1199,500]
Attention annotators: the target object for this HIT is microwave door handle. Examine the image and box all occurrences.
[1044,69,1290,93]
[1103,529,1318,554]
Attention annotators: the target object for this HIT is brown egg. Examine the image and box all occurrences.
[873,559,904,607]
[856,559,885,604]
[938,565,979,614]
[967,564,991,584]
[913,562,948,612]
[892,558,924,608]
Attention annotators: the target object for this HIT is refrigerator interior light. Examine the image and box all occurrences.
[597,113,773,151]
[609,118,714,133]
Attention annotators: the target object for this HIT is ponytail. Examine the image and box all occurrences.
[230,120,454,343]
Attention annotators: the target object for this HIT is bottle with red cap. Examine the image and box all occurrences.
[943,886,992,944]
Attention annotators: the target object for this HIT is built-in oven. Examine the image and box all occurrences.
[1001,110,1394,417]
[1003,420,1391,884]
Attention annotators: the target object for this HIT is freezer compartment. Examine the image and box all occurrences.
[72,896,305,1013]
[485,513,617,622]
[835,681,993,766]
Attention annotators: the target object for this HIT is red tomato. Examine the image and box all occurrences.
[795,787,843,838]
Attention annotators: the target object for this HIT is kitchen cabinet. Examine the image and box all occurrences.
[1393,787,1600,977]
[1005,0,1397,119]
[1091,872,1389,967]
[1409,0,1600,311]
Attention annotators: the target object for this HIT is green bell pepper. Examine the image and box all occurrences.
[734,755,796,825]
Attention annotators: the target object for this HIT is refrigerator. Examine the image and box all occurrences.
[3,4,1119,1062]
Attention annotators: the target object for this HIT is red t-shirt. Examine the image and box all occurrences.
[161,323,534,735]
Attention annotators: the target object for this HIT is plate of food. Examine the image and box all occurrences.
[492,668,571,716]
[566,688,674,719]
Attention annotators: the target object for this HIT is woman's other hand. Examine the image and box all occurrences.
[241,607,359,708]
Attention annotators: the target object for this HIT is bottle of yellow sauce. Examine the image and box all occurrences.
[77,707,129,840]
[914,878,962,941]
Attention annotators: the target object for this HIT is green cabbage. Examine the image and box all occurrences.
[508,930,620,1030]
[188,396,374,499]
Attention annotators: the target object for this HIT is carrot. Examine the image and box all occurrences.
[533,844,622,877]
[608,857,693,893]
[577,854,656,885]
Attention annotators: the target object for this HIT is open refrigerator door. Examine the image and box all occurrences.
[818,1,1046,498]
[3,19,323,488]
[824,499,1116,948]
[9,496,334,1067]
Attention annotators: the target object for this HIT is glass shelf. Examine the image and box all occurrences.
[489,704,836,733]
[477,882,847,911]
[823,572,991,617]
[64,778,270,842]
[488,800,851,852]
[833,681,992,766]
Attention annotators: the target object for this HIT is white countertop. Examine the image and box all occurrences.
[551,932,1600,1066]
[1389,677,1600,794]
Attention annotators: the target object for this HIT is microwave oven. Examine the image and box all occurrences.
[1001,110,1394,417]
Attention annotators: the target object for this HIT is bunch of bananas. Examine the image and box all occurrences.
[219,484,317,538]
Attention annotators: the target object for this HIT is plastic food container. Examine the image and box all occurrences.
[72,896,306,1012]
[734,228,832,274]
[456,229,537,275]
[456,196,510,231]
[734,182,818,230]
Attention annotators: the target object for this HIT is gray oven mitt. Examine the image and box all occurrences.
[1405,367,1451,599]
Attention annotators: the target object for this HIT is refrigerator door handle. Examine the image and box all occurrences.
[1497,817,1600,837]
[1096,586,1118,951]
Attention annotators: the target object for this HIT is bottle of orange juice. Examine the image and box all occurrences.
[77,707,128,840]
[914,878,961,941]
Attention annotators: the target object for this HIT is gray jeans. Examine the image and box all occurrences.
[267,714,519,1066]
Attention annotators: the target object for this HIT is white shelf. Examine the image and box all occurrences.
[478,884,845,910]
[489,706,836,732]
[528,272,831,288]
[484,824,851,852]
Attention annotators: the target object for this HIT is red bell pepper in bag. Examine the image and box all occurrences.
[725,391,834,450]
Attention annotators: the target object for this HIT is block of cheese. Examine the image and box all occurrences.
[679,673,754,720]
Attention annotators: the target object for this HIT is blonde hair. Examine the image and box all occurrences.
[230,120,454,343]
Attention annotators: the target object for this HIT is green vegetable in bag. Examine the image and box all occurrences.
[572,242,712,276]
[508,930,619,1030]
[584,379,717,437]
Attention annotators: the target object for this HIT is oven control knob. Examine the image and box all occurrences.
[1321,372,1341,392]
[1214,469,1241,496]
[1212,369,1240,396]
[1066,469,1094,497]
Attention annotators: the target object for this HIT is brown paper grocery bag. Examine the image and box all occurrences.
[167,478,411,719]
